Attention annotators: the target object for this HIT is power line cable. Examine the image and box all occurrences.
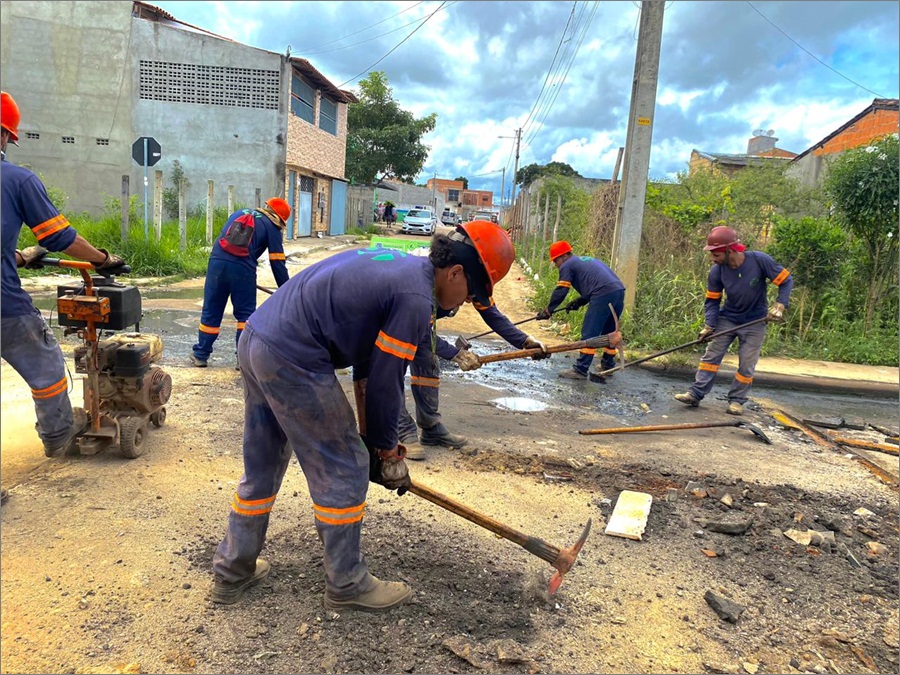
[745,1,887,98]
[337,1,453,89]
[297,1,426,54]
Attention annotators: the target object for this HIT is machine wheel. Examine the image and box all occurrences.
[150,407,167,428]
[119,416,148,459]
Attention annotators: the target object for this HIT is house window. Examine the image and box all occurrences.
[96,138,109,146]
[319,97,337,135]
[26,132,40,140]
[447,189,460,202]
[62,136,75,144]
[291,74,315,124]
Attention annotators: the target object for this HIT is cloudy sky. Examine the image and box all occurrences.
[151,1,898,202]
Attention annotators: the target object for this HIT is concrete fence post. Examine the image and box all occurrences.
[154,170,163,241]
[179,181,187,251]
[227,185,235,214]
[120,175,130,242]
[207,180,214,244]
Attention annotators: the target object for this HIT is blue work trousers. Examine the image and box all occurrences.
[398,349,441,441]
[1,308,74,446]
[575,289,625,375]
[212,325,375,600]
[193,258,257,361]
[688,317,767,404]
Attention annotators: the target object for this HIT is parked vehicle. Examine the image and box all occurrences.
[473,210,498,223]
[441,210,459,226]
[401,208,437,236]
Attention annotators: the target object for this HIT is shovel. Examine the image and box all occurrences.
[579,420,772,444]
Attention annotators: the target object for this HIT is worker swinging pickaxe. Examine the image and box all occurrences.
[453,300,580,352]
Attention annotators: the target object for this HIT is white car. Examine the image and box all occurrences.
[401,209,437,236]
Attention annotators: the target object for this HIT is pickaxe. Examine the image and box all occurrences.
[597,302,626,376]
[594,316,770,377]
[455,308,565,351]
[578,419,772,444]
[476,335,610,365]
[256,284,275,295]
[407,481,592,595]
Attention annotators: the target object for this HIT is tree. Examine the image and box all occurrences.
[346,72,437,185]
[824,134,899,328]
[515,161,581,188]
[454,176,469,189]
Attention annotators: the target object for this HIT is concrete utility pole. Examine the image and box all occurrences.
[611,0,664,311]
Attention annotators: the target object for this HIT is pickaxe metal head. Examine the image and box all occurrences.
[547,518,592,595]
[739,422,772,445]
[454,334,471,351]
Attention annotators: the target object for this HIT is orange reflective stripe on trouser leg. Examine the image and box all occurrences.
[734,372,752,385]
[698,362,719,373]
[31,376,68,400]
[199,323,221,334]
[312,501,366,526]
[231,493,277,517]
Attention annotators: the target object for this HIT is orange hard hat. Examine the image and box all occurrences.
[549,240,572,261]
[704,226,740,251]
[457,220,515,299]
[1,91,20,142]
[265,197,291,224]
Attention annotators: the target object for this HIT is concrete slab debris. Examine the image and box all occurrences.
[604,490,653,541]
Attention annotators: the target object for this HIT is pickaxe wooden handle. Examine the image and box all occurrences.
[579,420,772,444]
[257,284,275,295]
[477,336,607,365]
[407,480,592,595]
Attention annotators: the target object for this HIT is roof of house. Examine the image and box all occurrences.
[132,1,236,41]
[692,150,794,168]
[791,98,900,163]
[291,58,357,104]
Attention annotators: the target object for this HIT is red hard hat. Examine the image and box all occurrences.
[265,197,291,223]
[549,240,572,261]
[704,226,740,251]
[457,220,515,297]
[1,91,20,142]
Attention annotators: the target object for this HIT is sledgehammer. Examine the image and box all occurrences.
[407,480,592,595]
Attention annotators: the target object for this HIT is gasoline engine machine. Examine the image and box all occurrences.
[41,256,172,458]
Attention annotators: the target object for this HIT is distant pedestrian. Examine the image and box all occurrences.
[1,90,126,458]
[674,226,793,415]
[538,241,625,382]
[383,202,396,225]
[190,198,291,368]
[376,202,385,223]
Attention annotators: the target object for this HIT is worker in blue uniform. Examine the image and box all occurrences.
[1,91,125,467]
[675,226,793,415]
[210,221,517,611]
[190,198,291,368]
[538,240,626,382]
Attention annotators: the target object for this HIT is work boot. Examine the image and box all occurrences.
[210,558,270,605]
[674,391,700,407]
[420,423,467,448]
[42,408,88,458]
[402,439,426,461]
[726,401,744,416]
[558,368,587,380]
[323,575,412,612]
[189,354,208,368]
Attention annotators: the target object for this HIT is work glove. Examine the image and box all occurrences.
[698,325,716,342]
[17,245,48,269]
[451,348,482,371]
[95,248,128,274]
[607,330,623,349]
[535,307,552,321]
[368,443,410,495]
[766,302,786,323]
[523,335,550,360]
[564,297,588,312]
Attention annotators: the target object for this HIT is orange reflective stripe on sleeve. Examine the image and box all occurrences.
[375,331,417,360]
[472,298,495,311]
[411,376,440,388]
[313,501,366,526]
[32,214,70,241]
[706,290,723,300]
[199,324,221,334]
[269,253,286,261]
[31,376,68,400]
[698,362,719,373]
[557,280,572,289]
[734,372,753,384]
[231,493,277,516]
[235,321,246,330]
[772,269,790,286]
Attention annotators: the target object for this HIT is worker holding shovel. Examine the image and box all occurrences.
[674,226,793,415]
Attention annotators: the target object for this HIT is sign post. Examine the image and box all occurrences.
[132,137,161,239]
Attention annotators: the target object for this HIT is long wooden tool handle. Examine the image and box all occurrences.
[579,421,740,435]
[407,480,560,565]
[478,339,593,365]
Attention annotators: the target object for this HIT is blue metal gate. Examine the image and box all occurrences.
[287,170,297,239]
[330,179,347,235]
[298,192,312,237]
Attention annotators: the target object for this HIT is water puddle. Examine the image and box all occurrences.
[490,397,548,412]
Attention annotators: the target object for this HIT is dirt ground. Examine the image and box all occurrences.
[1,239,898,675]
